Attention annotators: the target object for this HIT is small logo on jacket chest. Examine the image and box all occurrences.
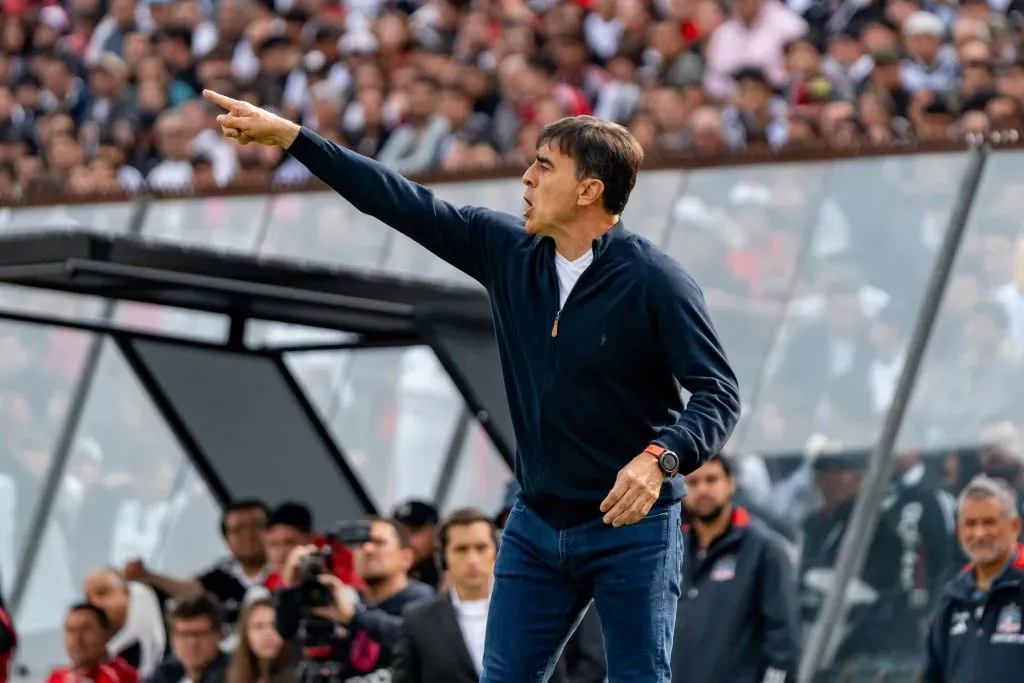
[710,556,736,582]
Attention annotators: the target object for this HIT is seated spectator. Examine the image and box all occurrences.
[149,594,229,683]
[46,603,139,683]
[125,500,272,639]
[275,518,433,681]
[83,568,167,677]
[225,599,292,683]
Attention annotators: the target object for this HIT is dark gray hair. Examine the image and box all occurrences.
[957,475,1020,519]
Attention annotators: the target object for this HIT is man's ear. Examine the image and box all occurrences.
[576,179,605,207]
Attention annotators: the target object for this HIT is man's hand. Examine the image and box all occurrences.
[203,90,301,149]
[123,559,149,582]
[312,574,357,626]
[600,452,665,527]
[282,544,319,587]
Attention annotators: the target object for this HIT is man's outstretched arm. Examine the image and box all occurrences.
[203,90,523,285]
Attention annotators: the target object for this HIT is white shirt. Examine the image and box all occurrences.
[450,587,490,673]
[555,249,594,309]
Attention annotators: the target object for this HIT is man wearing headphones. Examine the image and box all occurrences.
[393,509,569,683]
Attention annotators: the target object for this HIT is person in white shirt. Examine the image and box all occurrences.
[390,509,510,683]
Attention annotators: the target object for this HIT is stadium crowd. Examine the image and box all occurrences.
[1,0,1024,196]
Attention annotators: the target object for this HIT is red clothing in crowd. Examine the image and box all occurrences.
[265,535,366,592]
[0,606,15,683]
[46,658,139,683]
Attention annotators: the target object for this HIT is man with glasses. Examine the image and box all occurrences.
[124,499,272,639]
[148,595,228,683]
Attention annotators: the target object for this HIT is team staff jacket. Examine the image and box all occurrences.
[672,507,801,683]
[289,129,741,529]
[922,544,1024,683]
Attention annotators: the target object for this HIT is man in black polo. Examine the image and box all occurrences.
[923,475,1024,682]
[672,455,800,683]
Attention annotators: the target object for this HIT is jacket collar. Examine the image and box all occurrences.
[541,220,629,261]
[947,543,1024,600]
[683,506,752,558]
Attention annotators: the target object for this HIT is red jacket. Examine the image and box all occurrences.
[0,606,15,683]
[46,657,139,683]
[265,535,366,592]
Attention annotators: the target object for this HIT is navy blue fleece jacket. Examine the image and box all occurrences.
[289,128,741,528]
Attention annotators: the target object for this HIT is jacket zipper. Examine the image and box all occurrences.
[535,248,599,492]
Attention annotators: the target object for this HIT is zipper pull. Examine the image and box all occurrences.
[551,310,561,338]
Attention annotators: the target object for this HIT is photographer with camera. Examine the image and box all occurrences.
[275,519,433,683]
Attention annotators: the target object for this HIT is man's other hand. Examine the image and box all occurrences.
[600,453,665,527]
[203,90,301,149]
[282,544,320,587]
[123,559,148,582]
[312,574,357,626]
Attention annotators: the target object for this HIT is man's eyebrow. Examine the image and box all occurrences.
[535,154,553,166]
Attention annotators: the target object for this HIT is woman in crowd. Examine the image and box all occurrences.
[226,599,293,683]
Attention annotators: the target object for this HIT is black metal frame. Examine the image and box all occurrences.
[115,336,234,507]
[269,354,378,513]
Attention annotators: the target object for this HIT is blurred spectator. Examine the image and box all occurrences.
[275,519,433,681]
[881,450,958,652]
[799,451,902,664]
[673,455,800,682]
[391,500,440,591]
[149,594,228,683]
[263,502,365,593]
[225,599,292,683]
[83,568,167,677]
[46,603,139,683]
[124,499,271,638]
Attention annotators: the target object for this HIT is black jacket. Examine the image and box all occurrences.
[289,129,741,529]
[144,652,228,683]
[390,591,595,683]
[923,544,1024,683]
[672,507,800,683]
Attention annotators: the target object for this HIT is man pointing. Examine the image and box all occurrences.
[204,90,741,683]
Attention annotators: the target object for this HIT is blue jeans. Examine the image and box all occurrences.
[480,498,683,683]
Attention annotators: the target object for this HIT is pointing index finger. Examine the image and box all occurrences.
[203,89,243,113]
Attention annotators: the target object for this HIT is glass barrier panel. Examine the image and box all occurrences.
[663,161,831,450]
[259,192,392,270]
[898,150,1024,460]
[0,285,107,323]
[744,153,967,456]
[0,317,94,591]
[620,170,686,246]
[441,419,513,516]
[0,202,134,236]
[113,303,228,342]
[319,346,464,511]
[141,196,271,253]
[10,340,225,681]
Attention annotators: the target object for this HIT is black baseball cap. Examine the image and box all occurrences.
[392,500,440,528]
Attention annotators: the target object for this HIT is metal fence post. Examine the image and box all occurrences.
[798,142,989,681]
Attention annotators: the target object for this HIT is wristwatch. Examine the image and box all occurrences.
[644,444,680,477]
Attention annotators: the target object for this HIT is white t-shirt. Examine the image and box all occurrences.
[555,249,594,308]
[451,588,490,674]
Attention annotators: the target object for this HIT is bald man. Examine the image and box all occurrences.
[83,569,167,677]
